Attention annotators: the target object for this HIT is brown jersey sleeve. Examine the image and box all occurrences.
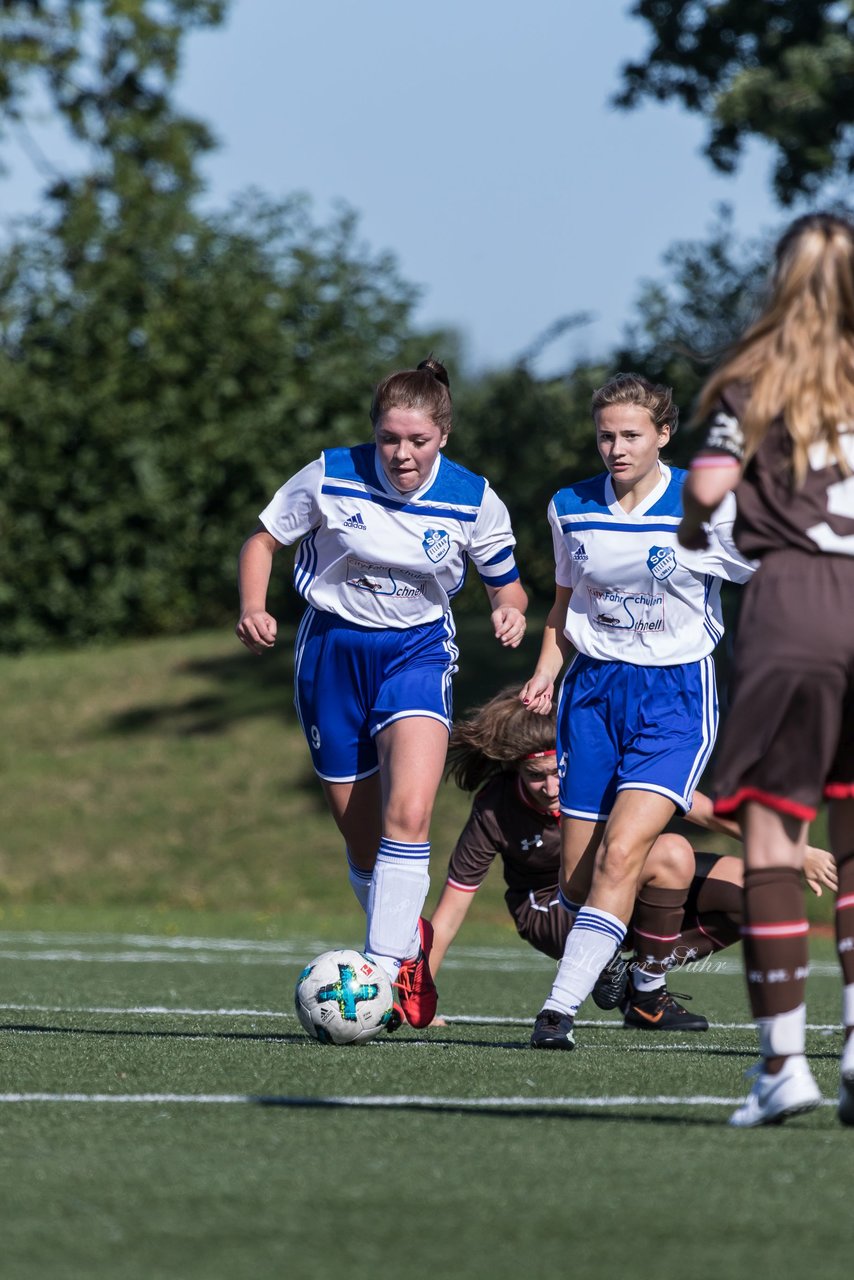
[446,788,504,891]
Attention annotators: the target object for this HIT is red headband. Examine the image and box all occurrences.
[523,749,557,760]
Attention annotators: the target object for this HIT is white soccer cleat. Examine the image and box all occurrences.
[729,1055,822,1129]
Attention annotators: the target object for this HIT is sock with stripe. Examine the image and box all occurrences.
[631,885,688,983]
[741,865,809,1072]
[544,906,627,1017]
[365,837,431,983]
[346,851,372,913]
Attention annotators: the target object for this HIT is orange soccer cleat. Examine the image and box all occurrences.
[393,918,438,1028]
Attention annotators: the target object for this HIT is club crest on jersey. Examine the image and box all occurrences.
[647,545,676,580]
[422,528,450,563]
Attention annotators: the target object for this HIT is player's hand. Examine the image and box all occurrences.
[803,844,838,897]
[235,609,278,654]
[491,606,526,648]
[677,518,709,551]
[519,673,554,715]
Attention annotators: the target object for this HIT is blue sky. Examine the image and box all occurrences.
[1,0,785,375]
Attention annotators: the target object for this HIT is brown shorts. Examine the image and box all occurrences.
[507,887,568,959]
[714,549,854,820]
[507,855,727,959]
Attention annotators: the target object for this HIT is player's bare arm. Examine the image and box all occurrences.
[520,584,573,713]
[486,579,528,649]
[430,883,478,976]
[678,459,741,550]
[236,527,283,653]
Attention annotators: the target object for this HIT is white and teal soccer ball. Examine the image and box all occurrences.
[294,948,394,1045]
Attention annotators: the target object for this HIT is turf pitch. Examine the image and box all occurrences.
[0,913,851,1279]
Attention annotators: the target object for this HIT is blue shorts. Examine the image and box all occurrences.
[556,653,718,820]
[293,607,458,782]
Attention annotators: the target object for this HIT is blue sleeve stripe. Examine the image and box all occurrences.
[480,565,520,587]
[321,484,477,521]
[482,546,513,567]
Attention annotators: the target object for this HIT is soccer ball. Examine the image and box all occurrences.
[294,948,394,1045]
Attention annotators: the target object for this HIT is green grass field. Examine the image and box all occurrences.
[0,628,848,1277]
[0,910,851,1280]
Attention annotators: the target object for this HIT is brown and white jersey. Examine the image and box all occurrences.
[696,383,854,560]
[446,772,560,895]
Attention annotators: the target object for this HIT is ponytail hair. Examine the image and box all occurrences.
[370,356,452,435]
[695,212,854,485]
[445,687,557,792]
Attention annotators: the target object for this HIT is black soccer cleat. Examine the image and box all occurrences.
[530,1008,576,1050]
[622,983,709,1032]
[591,951,630,1011]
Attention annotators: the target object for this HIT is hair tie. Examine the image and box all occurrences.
[523,749,557,760]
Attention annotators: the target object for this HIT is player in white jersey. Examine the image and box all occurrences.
[520,373,754,1051]
[235,357,527,1027]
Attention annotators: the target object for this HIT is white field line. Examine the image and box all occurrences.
[0,1002,842,1033]
[0,1091,837,1109]
[0,930,843,976]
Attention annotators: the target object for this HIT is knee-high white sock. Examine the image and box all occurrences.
[544,907,627,1017]
[346,851,372,913]
[365,838,431,982]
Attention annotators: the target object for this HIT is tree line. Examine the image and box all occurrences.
[0,1,849,650]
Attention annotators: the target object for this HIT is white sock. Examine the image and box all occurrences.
[346,851,372,913]
[757,1003,807,1059]
[631,968,666,994]
[544,907,626,1017]
[365,838,430,982]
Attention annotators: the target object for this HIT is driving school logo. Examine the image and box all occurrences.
[647,545,676,581]
[422,528,451,563]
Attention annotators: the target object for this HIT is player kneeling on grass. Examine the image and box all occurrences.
[425,688,836,1034]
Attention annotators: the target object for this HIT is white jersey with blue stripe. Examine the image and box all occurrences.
[260,444,520,629]
[550,463,754,665]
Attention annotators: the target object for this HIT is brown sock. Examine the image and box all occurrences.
[836,851,854,987]
[632,885,688,977]
[742,866,808,1072]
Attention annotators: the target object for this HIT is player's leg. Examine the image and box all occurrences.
[621,832,709,1030]
[829,797,854,1122]
[364,714,448,1023]
[676,852,743,960]
[729,801,821,1127]
[532,789,676,1048]
[320,775,382,910]
[294,609,385,913]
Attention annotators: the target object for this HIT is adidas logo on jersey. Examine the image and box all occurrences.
[572,543,588,561]
[343,512,367,530]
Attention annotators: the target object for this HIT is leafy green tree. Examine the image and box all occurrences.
[454,362,607,606]
[0,3,455,649]
[0,191,452,649]
[616,1,854,204]
[613,205,770,461]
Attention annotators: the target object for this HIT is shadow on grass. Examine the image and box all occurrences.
[100,612,545,740]
[251,1096,748,1127]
